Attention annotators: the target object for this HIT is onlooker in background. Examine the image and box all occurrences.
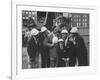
[54,16,71,32]
[27,16,37,29]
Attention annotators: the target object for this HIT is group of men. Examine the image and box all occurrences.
[24,16,89,68]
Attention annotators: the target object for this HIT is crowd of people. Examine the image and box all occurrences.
[22,16,89,68]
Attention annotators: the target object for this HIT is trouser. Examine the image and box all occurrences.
[28,52,37,68]
[67,46,77,66]
[41,51,50,68]
[57,56,66,67]
[69,56,76,66]
[77,53,89,66]
[50,57,58,67]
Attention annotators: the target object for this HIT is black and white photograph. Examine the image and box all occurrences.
[22,11,89,69]
[11,1,97,79]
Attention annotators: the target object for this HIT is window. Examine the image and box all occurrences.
[71,13,89,28]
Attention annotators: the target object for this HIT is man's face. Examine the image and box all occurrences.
[55,19,62,27]
[59,42,64,50]
[39,17,45,23]
[69,33,75,42]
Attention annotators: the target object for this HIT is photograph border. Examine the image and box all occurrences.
[11,2,97,80]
